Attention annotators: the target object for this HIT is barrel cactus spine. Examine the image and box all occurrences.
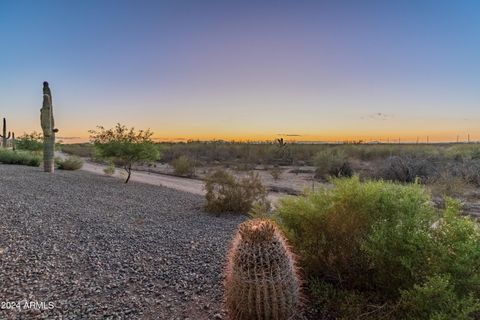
[40,81,58,173]
[225,219,301,320]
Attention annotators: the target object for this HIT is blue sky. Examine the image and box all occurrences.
[1,0,479,142]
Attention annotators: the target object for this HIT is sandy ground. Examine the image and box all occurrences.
[73,158,319,205]
[0,165,245,319]
[57,153,480,218]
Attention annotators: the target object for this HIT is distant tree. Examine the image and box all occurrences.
[89,124,159,183]
[16,132,43,151]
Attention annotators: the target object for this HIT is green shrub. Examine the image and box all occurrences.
[0,149,41,166]
[60,143,94,157]
[399,275,480,320]
[15,132,43,151]
[56,156,84,170]
[205,169,268,214]
[313,149,352,179]
[276,177,480,318]
[103,161,115,175]
[309,278,394,320]
[171,155,195,177]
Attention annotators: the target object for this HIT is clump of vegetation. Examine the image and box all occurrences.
[275,177,480,319]
[0,149,41,167]
[204,169,268,214]
[399,275,480,320]
[225,219,300,320]
[171,155,195,177]
[103,161,116,175]
[89,124,159,183]
[453,156,480,186]
[269,166,284,181]
[313,149,352,179]
[381,154,435,183]
[428,168,470,198]
[15,132,43,152]
[60,143,94,158]
[56,156,84,170]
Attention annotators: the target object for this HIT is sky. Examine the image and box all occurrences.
[0,0,479,143]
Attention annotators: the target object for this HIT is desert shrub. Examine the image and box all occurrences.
[313,149,352,179]
[399,275,480,320]
[381,154,436,183]
[309,278,395,320]
[269,166,284,180]
[248,201,272,219]
[427,167,470,198]
[205,169,268,214]
[56,156,84,170]
[60,143,94,157]
[103,161,115,175]
[171,155,195,177]
[0,149,41,166]
[444,144,480,160]
[276,177,480,318]
[15,132,43,151]
[453,157,480,186]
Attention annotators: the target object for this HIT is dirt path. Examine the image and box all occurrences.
[74,157,286,204]
[81,160,207,196]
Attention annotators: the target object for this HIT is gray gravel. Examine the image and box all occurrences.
[0,165,245,319]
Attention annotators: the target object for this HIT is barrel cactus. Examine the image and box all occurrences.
[225,219,301,320]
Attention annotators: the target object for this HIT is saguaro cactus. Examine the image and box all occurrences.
[0,118,11,148]
[225,219,301,320]
[40,81,58,173]
[11,132,15,151]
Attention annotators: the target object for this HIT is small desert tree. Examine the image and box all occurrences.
[16,132,43,152]
[89,124,159,183]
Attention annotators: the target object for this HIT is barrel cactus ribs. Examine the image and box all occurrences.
[225,219,301,320]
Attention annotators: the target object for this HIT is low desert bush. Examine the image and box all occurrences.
[0,149,41,166]
[204,169,268,214]
[399,275,480,320]
[103,161,116,175]
[60,143,94,158]
[454,157,480,186]
[313,149,353,179]
[380,154,436,183]
[15,132,43,152]
[171,155,195,177]
[275,177,480,319]
[56,156,84,170]
[427,168,470,198]
[269,166,284,181]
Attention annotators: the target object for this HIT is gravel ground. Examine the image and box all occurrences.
[0,165,245,319]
